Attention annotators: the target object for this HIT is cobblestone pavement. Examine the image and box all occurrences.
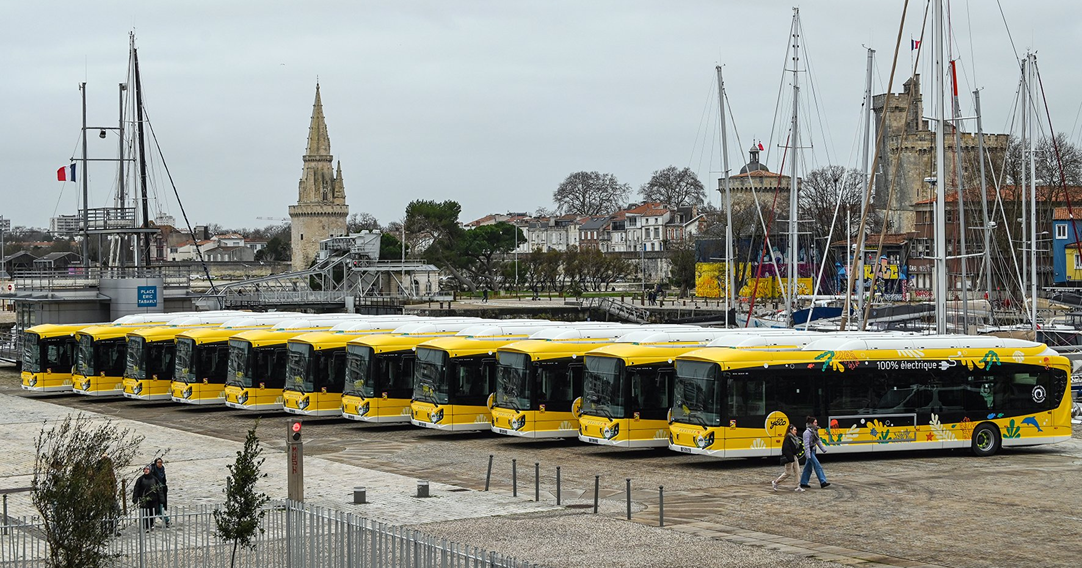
[3,368,1079,567]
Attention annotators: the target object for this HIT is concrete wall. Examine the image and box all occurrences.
[99,277,165,320]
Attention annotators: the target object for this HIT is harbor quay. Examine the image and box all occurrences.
[4,367,1081,567]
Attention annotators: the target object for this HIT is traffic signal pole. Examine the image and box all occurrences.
[287,418,304,502]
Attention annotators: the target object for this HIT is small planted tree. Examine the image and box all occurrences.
[32,414,144,568]
[214,421,269,568]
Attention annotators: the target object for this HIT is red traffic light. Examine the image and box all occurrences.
[291,422,302,433]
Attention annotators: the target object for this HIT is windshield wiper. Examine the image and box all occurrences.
[680,413,709,428]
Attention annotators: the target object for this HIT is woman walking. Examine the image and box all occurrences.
[150,458,171,527]
[772,424,804,492]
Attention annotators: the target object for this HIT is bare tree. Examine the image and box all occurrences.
[347,212,382,233]
[640,166,706,207]
[553,171,631,216]
[799,166,868,238]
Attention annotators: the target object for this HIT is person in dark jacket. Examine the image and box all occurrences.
[149,458,170,527]
[132,466,162,532]
[773,425,804,492]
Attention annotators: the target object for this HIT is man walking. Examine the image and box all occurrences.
[799,416,831,489]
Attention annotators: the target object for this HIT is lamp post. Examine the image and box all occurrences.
[0,216,8,279]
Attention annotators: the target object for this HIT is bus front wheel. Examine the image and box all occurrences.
[971,423,1000,457]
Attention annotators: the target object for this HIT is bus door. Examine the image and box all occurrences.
[628,367,671,444]
[724,371,771,453]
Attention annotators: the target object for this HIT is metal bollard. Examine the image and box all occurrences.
[659,486,664,527]
[556,466,562,505]
[353,486,367,504]
[417,480,429,498]
[535,462,540,502]
[2,494,6,535]
[485,454,493,491]
[121,479,128,516]
[593,475,600,514]
[512,459,517,497]
[626,478,631,520]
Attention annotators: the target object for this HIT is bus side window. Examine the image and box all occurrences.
[272,349,288,382]
[729,377,766,421]
[329,351,348,390]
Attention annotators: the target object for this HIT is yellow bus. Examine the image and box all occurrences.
[224,315,396,411]
[410,321,575,431]
[490,325,641,439]
[169,313,306,405]
[282,317,424,416]
[577,328,742,447]
[341,319,494,423]
[71,311,245,396]
[21,323,99,392]
[669,335,1072,458]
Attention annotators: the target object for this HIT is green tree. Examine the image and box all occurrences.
[32,414,144,568]
[379,233,409,260]
[459,222,522,291]
[668,240,698,297]
[405,200,475,291]
[214,421,270,568]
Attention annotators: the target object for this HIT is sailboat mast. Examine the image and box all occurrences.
[858,47,874,324]
[950,60,969,330]
[117,82,127,269]
[932,0,948,333]
[716,65,733,326]
[1027,53,1038,333]
[80,83,90,270]
[133,41,151,271]
[1019,57,1028,310]
[786,7,801,320]
[973,90,992,319]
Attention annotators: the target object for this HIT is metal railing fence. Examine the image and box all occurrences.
[0,500,537,568]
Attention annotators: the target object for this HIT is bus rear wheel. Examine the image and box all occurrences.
[971,423,1000,457]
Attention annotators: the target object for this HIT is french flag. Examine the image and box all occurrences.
[56,164,76,182]
[911,39,921,50]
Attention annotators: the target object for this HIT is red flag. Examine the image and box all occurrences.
[56,164,76,182]
[757,142,764,151]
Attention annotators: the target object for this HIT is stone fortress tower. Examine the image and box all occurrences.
[871,75,1008,233]
[289,83,349,271]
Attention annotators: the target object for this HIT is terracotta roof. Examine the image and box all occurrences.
[1052,207,1082,220]
[914,185,1082,206]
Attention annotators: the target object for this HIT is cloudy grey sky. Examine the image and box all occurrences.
[2,1,1079,231]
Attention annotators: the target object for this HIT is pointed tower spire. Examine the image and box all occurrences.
[305,83,331,156]
[333,160,346,204]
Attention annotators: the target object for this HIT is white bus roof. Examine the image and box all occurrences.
[801,334,1046,353]
[393,319,499,335]
[455,321,567,338]
[527,325,640,341]
[328,316,423,332]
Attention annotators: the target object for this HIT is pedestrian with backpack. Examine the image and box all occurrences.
[772,424,804,492]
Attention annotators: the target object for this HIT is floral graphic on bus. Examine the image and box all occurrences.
[815,351,844,372]
[1004,419,1022,439]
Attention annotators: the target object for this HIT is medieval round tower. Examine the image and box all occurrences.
[289,83,348,271]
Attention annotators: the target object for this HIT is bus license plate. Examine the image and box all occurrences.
[678,446,692,453]
[585,437,598,443]
[495,428,508,435]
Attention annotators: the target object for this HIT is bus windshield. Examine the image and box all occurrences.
[77,335,95,376]
[286,343,314,393]
[22,332,41,373]
[413,348,449,405]
[227,340,250,387]
[495,352,531,411]
[583,356,624,419]
[673,360,722,427]
[344,345,373,398]
[175,338,194,383]
[175,339,228,384]
[125,337,146,379]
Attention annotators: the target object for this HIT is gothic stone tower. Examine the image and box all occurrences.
[289,84,348,270]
